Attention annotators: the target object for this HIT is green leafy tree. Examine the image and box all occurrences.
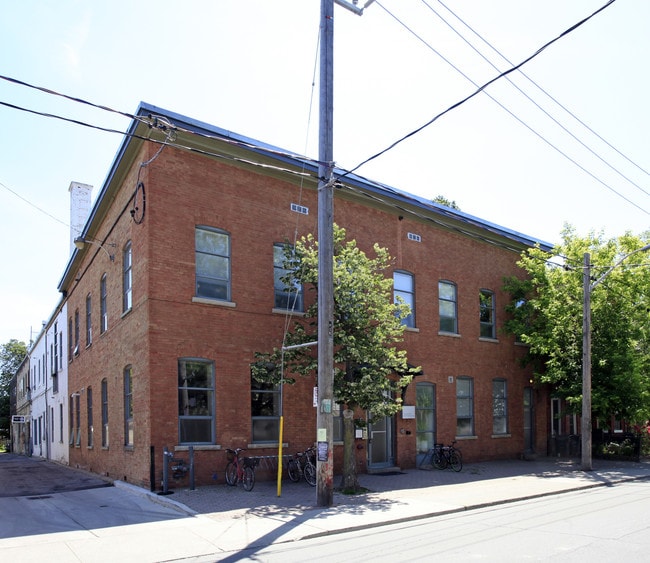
[0,339,27,439]
[503,227,650,425]
[432,195,460,210]
[253,225,418,491]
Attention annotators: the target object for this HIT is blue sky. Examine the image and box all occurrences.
[1,0,648,344]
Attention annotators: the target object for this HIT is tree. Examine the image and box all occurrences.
[0,339,27,439]
[252,225,418,491]
[432,195,460,210]
[503,227,650,424]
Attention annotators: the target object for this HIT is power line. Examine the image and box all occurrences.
[343,1,649,215]
[432,0,650,182]
[421,0,649,199]
[0,179,69,227]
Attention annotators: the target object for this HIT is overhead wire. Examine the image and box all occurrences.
[421,0,649,199]
[432,0,650,182]
[342,1,648,216]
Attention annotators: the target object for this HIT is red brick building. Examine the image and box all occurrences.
[59,103,551,488]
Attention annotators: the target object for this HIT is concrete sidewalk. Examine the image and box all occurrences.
[149,456,650,552]
[2,453,650,562]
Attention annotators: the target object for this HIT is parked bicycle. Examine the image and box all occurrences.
[431,441,462,472]
[287,446,317,486]
[225,448,259,491]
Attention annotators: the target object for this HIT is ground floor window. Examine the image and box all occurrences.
[251,371,280,443]
[178,358,215,444]
[416,382,436,454]
[492,379,508,434]
[456,376,474,436]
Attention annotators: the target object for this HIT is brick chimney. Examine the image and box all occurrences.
[69,181,93,255]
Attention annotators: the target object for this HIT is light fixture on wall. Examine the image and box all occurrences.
[74,236,115,262]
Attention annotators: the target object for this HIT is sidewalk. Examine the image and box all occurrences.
[133,456,650,551]
[2,453,650,562]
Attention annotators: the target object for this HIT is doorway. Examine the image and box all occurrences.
[523,387,534,453]
[367,414,394,469]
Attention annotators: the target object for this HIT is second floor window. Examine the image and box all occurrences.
[393,271,415,328]
[100,273,108,334]
[273,243,303,311]
[480,290,496,338]
[195,227,230,301]
[74,310,80,355]
[86,293,92,346]
[123,242,132,312]
[439,281,458,334]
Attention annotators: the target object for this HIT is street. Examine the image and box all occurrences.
[216,480,650,562]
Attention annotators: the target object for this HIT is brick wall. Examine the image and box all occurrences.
[65,140,548,488]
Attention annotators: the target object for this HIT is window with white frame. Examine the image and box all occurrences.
[86,293,92,346]
[439,280,458,333]
[100,273,108,334]
[456,376,474,436]
[101,378,109,448]
[394,271,415,328]
[273,243,303,311]
[123,242,132,312]
[124,366,134,446]
[480,289,496,338]
[492,379,508,434]
[195,227,230,301]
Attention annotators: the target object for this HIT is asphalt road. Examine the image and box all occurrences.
[219,480,650,562]
[0,453,111,497]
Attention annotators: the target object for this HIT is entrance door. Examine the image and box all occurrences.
[368,414,394,469]
[523,387,534,453]
[416,382,436,466]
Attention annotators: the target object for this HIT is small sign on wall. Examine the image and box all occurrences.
[401,405,416,419]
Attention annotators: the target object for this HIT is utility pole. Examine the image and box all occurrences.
[316,0,372,507]
[316,0,335,508]
[581,243,650,472]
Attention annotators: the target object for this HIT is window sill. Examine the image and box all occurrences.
[272,308,305,316]
[404,326,420,333]
[192,297,236,308]
[478,337,499,343]
[174,444,221,451]
[121,308,132,319]
[246,442,289,449]
[491,433,511,439]
[438,331,461,338]
[454,435,477,441]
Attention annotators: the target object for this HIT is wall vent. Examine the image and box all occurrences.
[291,203,309,215]
[407,232,422,242]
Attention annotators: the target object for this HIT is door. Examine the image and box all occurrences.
[416,382,436,466]
[523,387,534,453]
[368,414,394,468]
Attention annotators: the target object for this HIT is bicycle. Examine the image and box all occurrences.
[224,448,258,491]
[287,446,317,486]
[431,441,463,472]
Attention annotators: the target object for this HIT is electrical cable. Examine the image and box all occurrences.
[420,0,649,199]
[432,0,650,182]
[342,1,647,214]
[361,1,647,215]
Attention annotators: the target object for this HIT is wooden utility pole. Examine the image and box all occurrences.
[316,0,335,508]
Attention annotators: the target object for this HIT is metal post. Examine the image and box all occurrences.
[317,0,335,508]
[581,253,592,471]
[189,446,195,490]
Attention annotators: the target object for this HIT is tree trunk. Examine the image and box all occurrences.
[339,408,360,491]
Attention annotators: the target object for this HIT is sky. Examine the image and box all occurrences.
[1,0,649,345]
